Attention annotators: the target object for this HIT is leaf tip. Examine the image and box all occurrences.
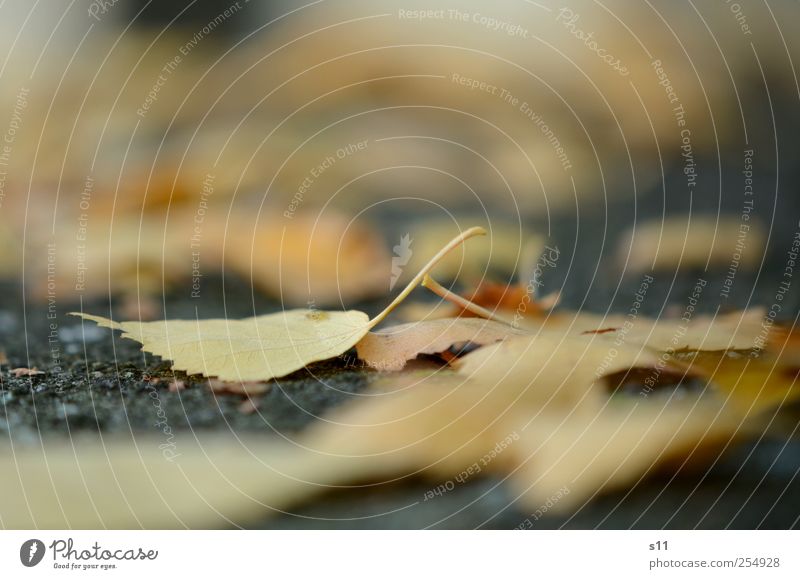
[69,313,123,331]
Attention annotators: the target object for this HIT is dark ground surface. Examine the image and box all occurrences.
[3,139,800,528]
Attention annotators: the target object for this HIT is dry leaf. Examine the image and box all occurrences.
[73,227,487,382]
[617,216,766,273]
[580,309,768,352]
[426,276,769,354]
[0,433,305,528]
[457,281,555,318]
[421,274,560,326]
[74,310,371,383]
[3,338,792,527]
[356,318,524,371]
[509,348,800,512]
[27,207,390,308]
[453,332,688,413]
[27,209,209,304]
[225,211,392,306]
[227,354,743,515]
[509,396,740,512]
[684,350,800,415]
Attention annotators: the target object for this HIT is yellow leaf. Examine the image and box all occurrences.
[510,396,739,512]
[583,309,767,352]
[684,351,800,416]
[75,310,370,382]
[453,332,685,413]
[72,227,487,382]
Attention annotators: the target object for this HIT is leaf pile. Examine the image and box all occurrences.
[23,226,796,527]
[73,227,490,381]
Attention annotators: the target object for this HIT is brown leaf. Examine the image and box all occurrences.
[684,350,800,415]
[580,309,768,352]
[356,318,524,371]
[76,310,372,383]
[448,281,554,321]
[509,396,739,512]
[75,228,488,383]
[419,273,769,354]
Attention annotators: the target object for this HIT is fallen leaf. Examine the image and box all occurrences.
[28,206,391,308]
[453,332,688,413]
[0,433,308,528]
[508,347,800,512]
[75,310,372,383]
[617,215,766,273]
[1,334,787,527]
[356,318,524,371]
[423,275,769,353]
[72,227,487,382]
[509,396,740,512]
[225,211,392,306]
[226,351,744,515]
[581,309,768,352]
[460,281,557,318]
[421,274,559,325]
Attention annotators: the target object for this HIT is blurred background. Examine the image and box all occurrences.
[0,0,797,314]
[1,0,799,529]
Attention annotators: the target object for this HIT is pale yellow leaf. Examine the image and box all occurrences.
[72,227,488,382]
[510,397,740,512]
[453,332,683,413]
[74,310,370,382]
